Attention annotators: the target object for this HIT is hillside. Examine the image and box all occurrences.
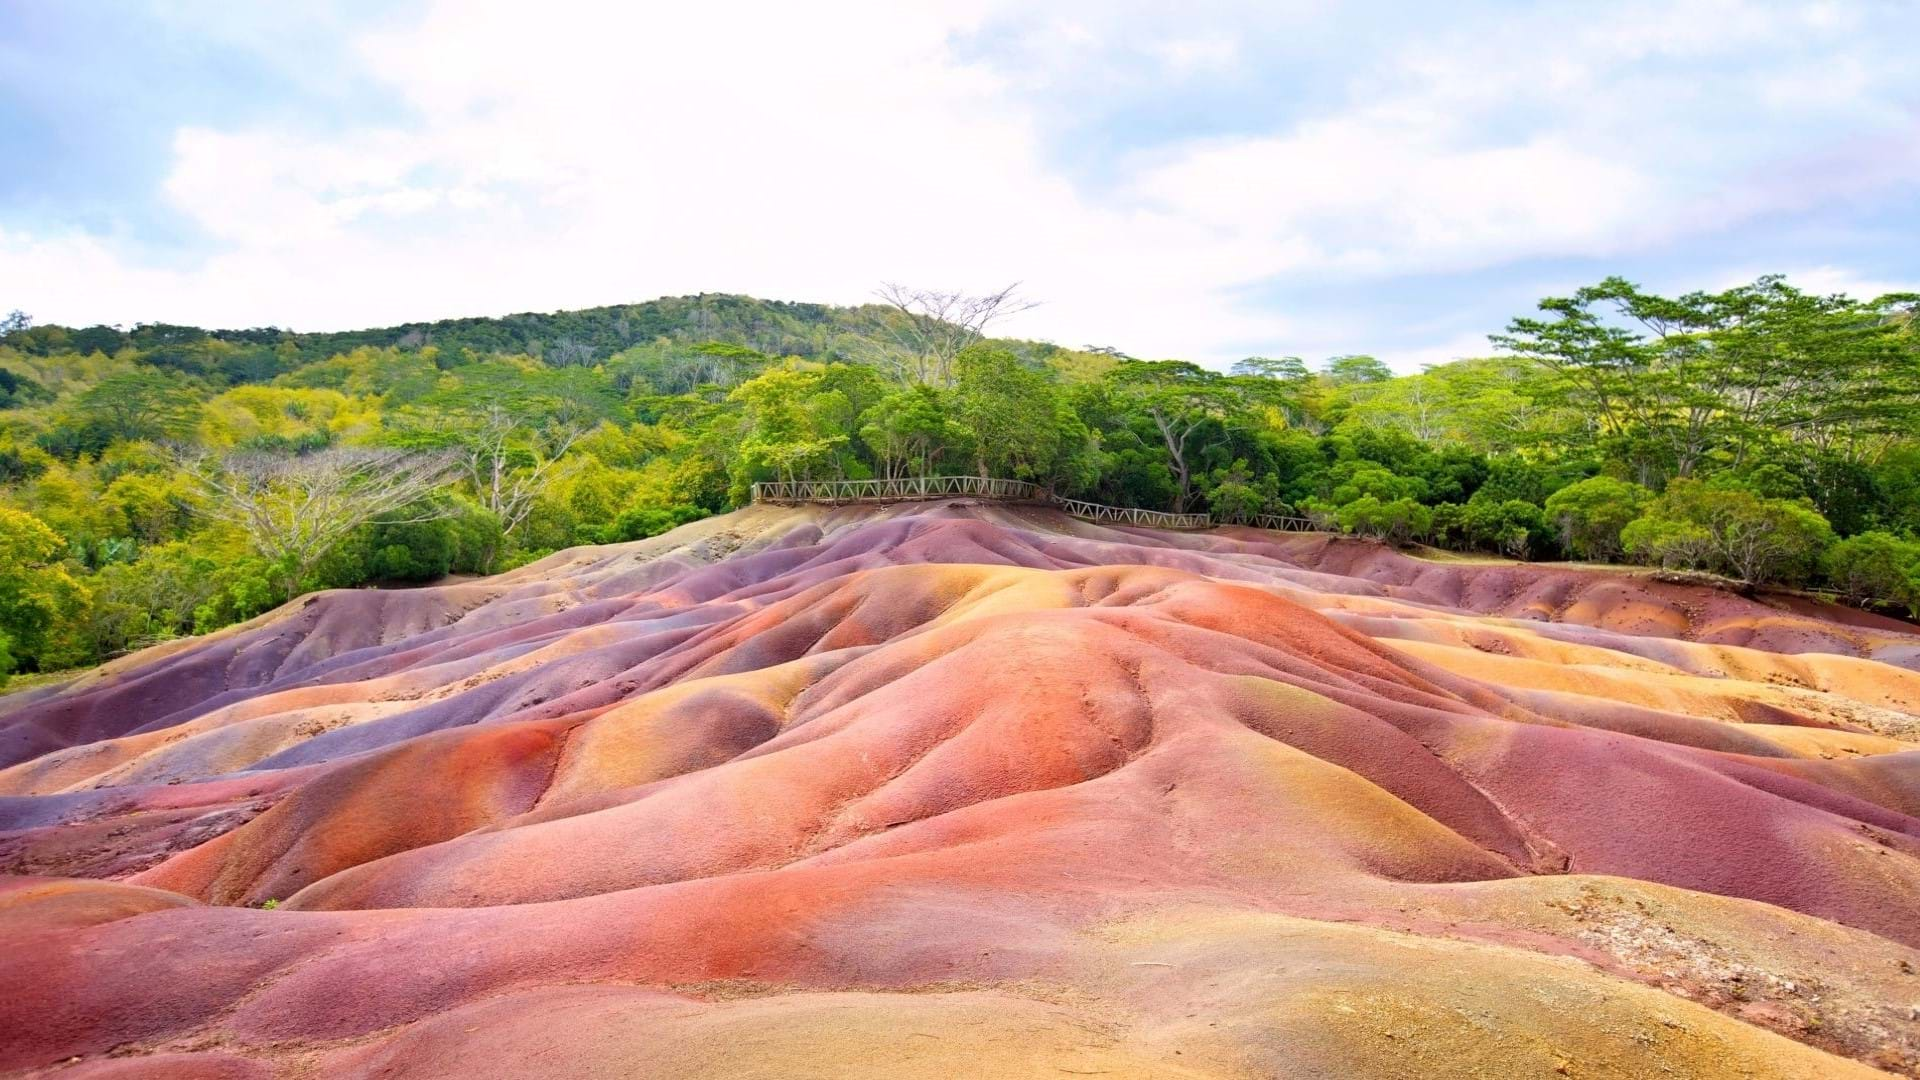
[0,292,1105,373]
[1,502,1916,1077]
[3,276,1917,694]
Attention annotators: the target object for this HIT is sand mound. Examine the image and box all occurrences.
[1,501,1915,1077]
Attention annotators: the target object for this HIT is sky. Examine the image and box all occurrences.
[1,1,1917,370]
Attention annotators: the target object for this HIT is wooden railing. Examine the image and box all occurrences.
[751,475,1255,532]
[1053,496,1212,530]
[752,476,1044,504]
[1231,514,1317,532]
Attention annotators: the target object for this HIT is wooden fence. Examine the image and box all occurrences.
[751,475,1294,533]
[744,482,1914,619]
[751,476,1043,505]
[1227,514,1318,532]
[1052,496,1212,530]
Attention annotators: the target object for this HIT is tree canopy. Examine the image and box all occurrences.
[2,274,1917,678]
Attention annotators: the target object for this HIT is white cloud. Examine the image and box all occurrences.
[1131,121,1656,273]
[2,1,1300,358]
[1720,264,1920,300]
[2,0,1916,363]
[1150,35,1239,76]
[1373,332,1500,374]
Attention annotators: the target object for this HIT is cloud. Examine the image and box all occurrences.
[1149,35,1240,76]
[1372,332,1502,373]
[2,1,1298,358]
[3,0,1917,366]
[1720,264,1920,300]
[1131,122,1656,274]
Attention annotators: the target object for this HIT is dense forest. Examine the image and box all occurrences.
[2,276,1918,685]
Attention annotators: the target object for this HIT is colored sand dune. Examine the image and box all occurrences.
[1,501,1917,1077]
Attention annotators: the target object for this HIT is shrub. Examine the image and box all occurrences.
[1544,476,1652,561]
[1462,495,1551,559]
[1327,462,1426,506]
[1338,495,1432,544]
[1822,531,1920,612]
[1200,460,1275,524]
[1621,516,1715,570]
[621,504,705,542]
[580,503,707,545]
[363,497,503,581]
[1622,480,1834,585]
[1296,497,1341,531]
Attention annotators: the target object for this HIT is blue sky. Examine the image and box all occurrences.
[2,1,1917,369]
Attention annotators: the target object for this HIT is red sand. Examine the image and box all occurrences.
[0,501,1915,1077]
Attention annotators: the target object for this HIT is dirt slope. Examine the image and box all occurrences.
[1,501,1916,1077]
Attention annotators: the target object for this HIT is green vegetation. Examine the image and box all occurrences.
[2,276,1918,683]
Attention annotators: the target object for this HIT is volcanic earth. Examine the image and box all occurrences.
[2,501,1918,1078]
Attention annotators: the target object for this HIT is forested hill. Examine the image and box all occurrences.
[2,276,1918,684]
[2,293,1063,370]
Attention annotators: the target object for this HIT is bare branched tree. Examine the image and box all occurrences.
[544,337,599,368]
[874,282,1038,385]
[454,406,586,537]
[184,448,460,599]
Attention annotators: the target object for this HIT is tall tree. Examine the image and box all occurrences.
[70,371,203,444]
[726,364,852,496]
[1322,354,1393,385]
[859,385,971,479]
[0,506,91,671]
[952,345,1072,482]
[1495,276,1920,484]
[184,448,460,598]
[1105,360,1256,512]
[394,363,608,538]
[873,282,1037,385]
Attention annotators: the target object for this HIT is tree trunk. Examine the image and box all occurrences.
[1150,410,1193,513]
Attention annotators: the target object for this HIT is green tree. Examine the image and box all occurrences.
[1203,460,1270,522]
[1327,462,1426,505]
[1230,356,1311,383]
[577,504,708,546]
[1821,531,1920,612]
[953,345,1071,483]
[69,370,203,444]
[726,363,852,499]
[1620,516,1716,571]
[1106,360,1260,512]
[1495,276,1920,484]
[1462,495,1551,559]
[1622,480,1834,585]
[78,541,227,655]
[362,496,505,580]
[0,506,92,670]
[183,448,461,599]
[1323,354,1393,385]
[859,385,971,478]
[1543,476,1652,561]
[1338,495,1432,544]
